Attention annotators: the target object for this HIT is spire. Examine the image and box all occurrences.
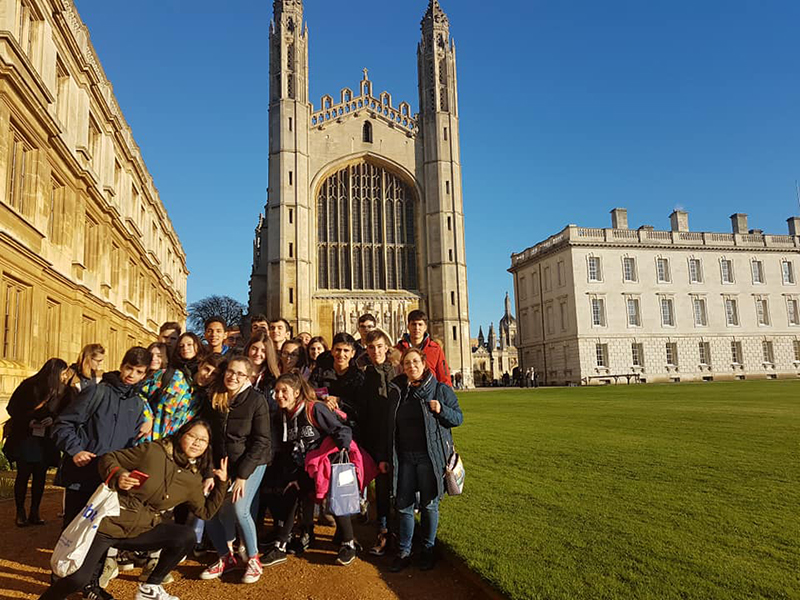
[504,292,512,317]
[487,322,496,351]
[421,0,449,31]
[477,326,485,346]
[273,0,303,21]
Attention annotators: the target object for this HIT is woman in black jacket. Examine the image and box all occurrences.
[4,358,69,526]
[200,356,271,585]
[385,347,463,573]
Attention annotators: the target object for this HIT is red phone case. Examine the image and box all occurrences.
[129,470,149,487]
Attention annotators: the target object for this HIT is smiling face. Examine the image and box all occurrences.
[180,423,210,459]
[248,341,267,368]
[205,322,226,350]
[280,342,302,373]
[402,351,426,382]
[332,343,354,372]
[178,336,197,360]
[223,360,250,393]
[308,341,326,362]
[269,321,289,344]
[274,381,302,411]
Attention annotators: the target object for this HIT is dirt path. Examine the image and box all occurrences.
[0,491,496,600]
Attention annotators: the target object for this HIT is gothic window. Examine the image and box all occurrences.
[316,161,417,290]
[363,121,373,143]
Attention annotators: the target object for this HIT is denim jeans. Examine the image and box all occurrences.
[374,472,391,531]
[395,451,440,556]
[206,464,266,558]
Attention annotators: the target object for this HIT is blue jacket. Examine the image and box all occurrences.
[53,371,147,490]
[386,371,463,499]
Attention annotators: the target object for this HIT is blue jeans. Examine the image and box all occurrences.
[395,451,440,556]
[206,464,266,559]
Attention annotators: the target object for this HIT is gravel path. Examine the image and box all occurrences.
[0,491,495,600]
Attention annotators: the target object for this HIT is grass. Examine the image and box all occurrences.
[437,381,800,600]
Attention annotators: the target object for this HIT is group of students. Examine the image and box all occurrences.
[2,310,463,600]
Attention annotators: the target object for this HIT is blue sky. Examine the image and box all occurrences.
[74,0,800,336]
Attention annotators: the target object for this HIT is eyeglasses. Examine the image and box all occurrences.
[281,350,302,358]
[184,433,209,445]
[404,359,424,367]
[225,369,249,380]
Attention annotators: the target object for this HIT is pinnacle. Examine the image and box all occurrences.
[422,0,449,27]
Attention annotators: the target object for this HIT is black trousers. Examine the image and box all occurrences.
[14,461,48,517]
[277,487,354,545]
[40,523,195,600]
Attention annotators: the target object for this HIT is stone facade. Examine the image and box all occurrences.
[250,0,473,386]
[510,208,800,385]
[0,0,188,405]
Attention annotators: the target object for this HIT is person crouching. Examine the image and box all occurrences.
[39,420,228,600]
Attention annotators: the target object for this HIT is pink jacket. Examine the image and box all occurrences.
[305,437,379,503]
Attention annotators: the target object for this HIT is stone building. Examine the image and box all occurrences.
[249,0,473,386]
[0,0,188,404]
[509,208,800,385]
[471,293,519,386]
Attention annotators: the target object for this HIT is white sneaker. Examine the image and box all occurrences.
[134,583,178,600]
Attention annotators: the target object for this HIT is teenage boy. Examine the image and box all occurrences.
[353,313,377,369]
[204,316,229,355]
[250,314,269,335]
[396,309,452,387]
[158,321,182,355]
[53,346,153,531]
[268,317,292,352]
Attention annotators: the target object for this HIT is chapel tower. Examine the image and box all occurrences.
[251,0,473,386]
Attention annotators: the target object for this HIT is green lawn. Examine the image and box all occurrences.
[437,381,800,600]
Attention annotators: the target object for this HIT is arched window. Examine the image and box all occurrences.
[362,121,373,143]
[316,161,417,290]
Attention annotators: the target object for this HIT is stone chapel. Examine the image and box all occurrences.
[250,0,473,386]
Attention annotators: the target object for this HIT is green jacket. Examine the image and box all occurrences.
[97,439,226,539]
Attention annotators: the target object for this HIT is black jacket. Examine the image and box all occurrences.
[53,371,147,490]
[3,377,61,466]
[309,362,365,437]
[203,384,271,480]
[386,372,463,499]
[359,361,398,458]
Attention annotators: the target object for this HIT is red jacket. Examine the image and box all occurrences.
[396,333,452,387]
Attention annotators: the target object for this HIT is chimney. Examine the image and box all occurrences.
[669,210,689,232]
[788,217,800,236]
[610,208,628,229]
[730,213,748,234]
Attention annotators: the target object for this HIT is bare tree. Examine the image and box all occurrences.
[187,295,245,334]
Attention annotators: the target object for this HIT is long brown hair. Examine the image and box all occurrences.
[275,372,317,410]
[244,330,280,379]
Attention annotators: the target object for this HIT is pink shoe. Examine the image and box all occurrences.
[241,556,262,584]
[199,553,239,580]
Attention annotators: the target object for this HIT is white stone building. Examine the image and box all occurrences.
[250,0,473,386]
[472,293,519,386]
[509,208,800,385]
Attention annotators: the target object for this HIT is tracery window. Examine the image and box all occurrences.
[317,162,417,290]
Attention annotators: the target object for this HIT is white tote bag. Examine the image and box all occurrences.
[51,483,121,577]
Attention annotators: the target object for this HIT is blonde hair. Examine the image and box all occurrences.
[211,356,253,413]
[70,343,105,388]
